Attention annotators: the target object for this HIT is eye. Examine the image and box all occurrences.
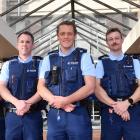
[108,38,113,42]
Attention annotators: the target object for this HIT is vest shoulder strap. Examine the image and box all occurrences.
[48,50,59,55]
[32,56,43,60]
[74,48,87,61]
[3,56,18,62]
[98,54,109,60]
[75,48,87,54]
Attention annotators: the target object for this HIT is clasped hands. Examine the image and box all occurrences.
[48,96,76,112]
[15,100,31,116]
[111,100,131,121]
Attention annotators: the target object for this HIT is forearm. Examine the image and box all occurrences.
[0,84,19,106]
[95,80,115,107]
[37,79,54,103]
[26,92,42,105]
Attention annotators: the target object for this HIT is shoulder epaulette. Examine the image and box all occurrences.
[98,54,109,60]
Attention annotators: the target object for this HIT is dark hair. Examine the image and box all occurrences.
[106,28,122,40]
[56,20,77,35]
[17,31,34,43]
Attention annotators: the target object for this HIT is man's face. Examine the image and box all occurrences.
[106,31,123,52]
[57,25,76,52]
[17,34,33,57]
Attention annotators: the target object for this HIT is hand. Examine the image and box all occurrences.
[120,110,130,121]
[15,100,31,116]
[51,96,68,109]
[112,100,130,116]
[62,104,76,112]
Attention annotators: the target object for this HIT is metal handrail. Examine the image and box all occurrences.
[78,33,107,55]
[16,1,70,34]
[122,0,140,9]
[92,0,138,21]
[9,0,55,26]
[0,0,30,16]
[75,1,131,30]
[75,10,127,37]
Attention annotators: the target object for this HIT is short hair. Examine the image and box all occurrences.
[17,31,34,43]
[106,28,122,40]
[56,20,77,35]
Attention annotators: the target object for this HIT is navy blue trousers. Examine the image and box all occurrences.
[101,104,140,140]
[0,117,5,140]
[5,111,43,140]
[47,106,92,140]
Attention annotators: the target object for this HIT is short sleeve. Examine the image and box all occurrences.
[133,59,140,79]
[95,60,104,79]
[81,53,96,77]
[0,61,10,83]
[39,56,50,79]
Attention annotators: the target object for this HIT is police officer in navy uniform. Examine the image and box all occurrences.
[37,21,96,140]
[95,28,140,140]
[0,31,43,140]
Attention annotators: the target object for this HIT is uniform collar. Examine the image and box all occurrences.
[18,56,32,63]
[59,46,75,57]
[108,52,124,61]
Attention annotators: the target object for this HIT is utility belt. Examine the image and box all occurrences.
[110,96,129,102]
[6,104,41,114]
[101,96,140,109]
[6,107,41,114]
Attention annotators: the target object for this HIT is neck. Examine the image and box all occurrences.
[110,50,123,56]
[60,47,73,54]
[19,54,30,61]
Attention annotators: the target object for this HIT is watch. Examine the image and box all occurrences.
[128,98,134,106]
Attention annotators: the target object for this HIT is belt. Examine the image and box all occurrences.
[6,108,41,113]
[111,96,129,101]
[7,108,17,113]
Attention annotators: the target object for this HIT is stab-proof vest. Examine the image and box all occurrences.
[100,55,137,98]
[45,48,87,98]
[7,56,43,109]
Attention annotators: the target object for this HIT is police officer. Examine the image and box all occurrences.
[95,28,140,140]
[37,20,96,140]
[0,31,43,140]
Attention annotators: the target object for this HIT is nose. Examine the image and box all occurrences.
[63,33,69,38]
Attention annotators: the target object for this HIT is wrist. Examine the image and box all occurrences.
[127,98,134,107]
[25,101,32,106]
[13,99,20,107]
